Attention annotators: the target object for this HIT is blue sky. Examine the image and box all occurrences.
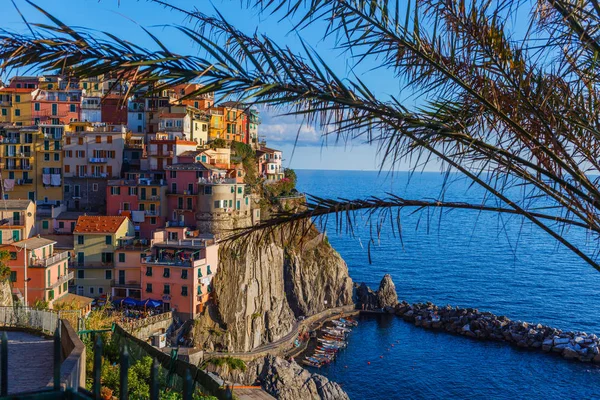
[2,0,423,171]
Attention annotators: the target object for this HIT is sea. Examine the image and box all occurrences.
[295,169,600,399]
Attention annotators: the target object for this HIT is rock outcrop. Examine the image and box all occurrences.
[207,356,350,400]
[0,279,13,307]
[376,274,398,308]
[193,230,354,352]
[354,274,399,310]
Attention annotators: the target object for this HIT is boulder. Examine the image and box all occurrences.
[376,274,399,308]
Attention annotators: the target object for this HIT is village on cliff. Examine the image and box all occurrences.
[0,74,290,320]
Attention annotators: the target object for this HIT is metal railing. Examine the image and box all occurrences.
[0,306,61,334]
[31,251,70,268]
[47,272,75,289]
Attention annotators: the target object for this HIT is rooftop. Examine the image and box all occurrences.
[164,162,219,171]
[74,216,128,234]
[0,200,33,211]
[53,293,94,309]
[56,211,99,220]
[257,147,281,154]
[10,237,56,250]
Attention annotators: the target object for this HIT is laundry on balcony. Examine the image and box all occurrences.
[50,174,61,186]
[42,174,51,185]
[2,179,14,191]
[131,210,145,222]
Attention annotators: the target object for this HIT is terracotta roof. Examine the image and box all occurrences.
[74,216,128,234]
[259,147,281,154]
[179,150,203,157]
[53,293,94,309]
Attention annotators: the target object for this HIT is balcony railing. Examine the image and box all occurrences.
[141,256,205,267]
[110,280,141,289]
[31,251,70,268]
[165,220,185,227]
[0,138,20,144]
[47,271,74,289]
[197,177,236,185]
[154,238,214,248]
[16,179,33,186]
[88,157,107,163]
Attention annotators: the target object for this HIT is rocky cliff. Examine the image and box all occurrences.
[192,229,354,352]
[206,356,349,400]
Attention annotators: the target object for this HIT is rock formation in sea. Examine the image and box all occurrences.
[206,355,350,400]
[376,274,399,308]
[191,228,354,352]
[354,274,400,310]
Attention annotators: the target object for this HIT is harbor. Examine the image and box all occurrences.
[299,317,358,368]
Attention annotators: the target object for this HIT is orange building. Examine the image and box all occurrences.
[4,236,71,307]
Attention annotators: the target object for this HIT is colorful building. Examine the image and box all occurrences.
[143,136,197,176]
[63,122,126,212]
[31,76,81,125]
[256,147,284,181]
[112,236,146,300]
[3,236,71,307]
[37,124,65,205]
[140,227,218,318]
[71,215,134,298]
[0,199,36,243]
[0,125,38,201]
[106,177,167,239]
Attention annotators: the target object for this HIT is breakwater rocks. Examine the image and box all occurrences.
[391,301,600,363]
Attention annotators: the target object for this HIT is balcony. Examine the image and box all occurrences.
[0,138,20,144]
[144,210,159,216]
[167,190,196,196]
[47,271,74,289]
[31,251,70,268]
[197,177,236,185]
[16,179,33,186]
[111,280,141,289]
[88,157,107,163]
[3,164,32,171]
[81,103,101,110]
[153,237,214,248]
[141,256,205,268]
[0,100,12,107]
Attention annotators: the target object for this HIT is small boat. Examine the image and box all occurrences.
[303,359,322,368]
[340,317,358,327]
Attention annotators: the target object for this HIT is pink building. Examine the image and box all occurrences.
[142,136,197,175]
[31,79,81,125]
[106,176,167,239]
[164,163,219,228]
[140,227,218,319]
[112,236,146,300]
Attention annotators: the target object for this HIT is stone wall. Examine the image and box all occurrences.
[64,177,107,213]
[195,210,253,235]
[122,311,173,341]
[58,319,86,389]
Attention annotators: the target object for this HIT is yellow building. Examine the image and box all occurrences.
[0,124,64,205]
[208,108,224,141]
[0,88,34,126]
[0,125,39,201]
[36,125,65,204]
[71,215,134,298]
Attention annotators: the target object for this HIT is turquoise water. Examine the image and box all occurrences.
[296,170,600,399]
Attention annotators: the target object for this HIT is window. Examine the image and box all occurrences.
[238,187,242,194]
[78,137,83,145]
[14,109,20,117]
[150,217,157,225]
[77,235,84,245]
[98,287,104,294]
[89,287,94,295]
[105,235,112,245]
[204,186,212,195]
[42,220,49,230]
[107,136,112,144]
[15,95,20,103]
[59,221,64,229]
[163,284,170,294]
[137,113,142,120]
[95,136,101,143]
[77,252,84,265]
[181,286,188,296]
[9,252,16,260]
[105,270,112,280]
[146,267,153,277]
[111,187,121,195]
[197,285,202,295]
[44,153,50,161]
[54,153,59,161]
[181,269,188,279]
[64,165,70,174]
[49,290,55,301]
[92,183,98,192]
[77,270,85,279]
[163,268,170,278]
[170,171,177,178]
[34,103,40,111]
[101,253,114,264]
[1,109,5,116]
[197,268,202,278]
[118,253,125,263]
[146,283,153,293]
[70,104,76,112]
[207,265,212,275]
[66,137,71,145]
[9,271,16,282]
[51,104,57,116]
[214,200,222,209]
